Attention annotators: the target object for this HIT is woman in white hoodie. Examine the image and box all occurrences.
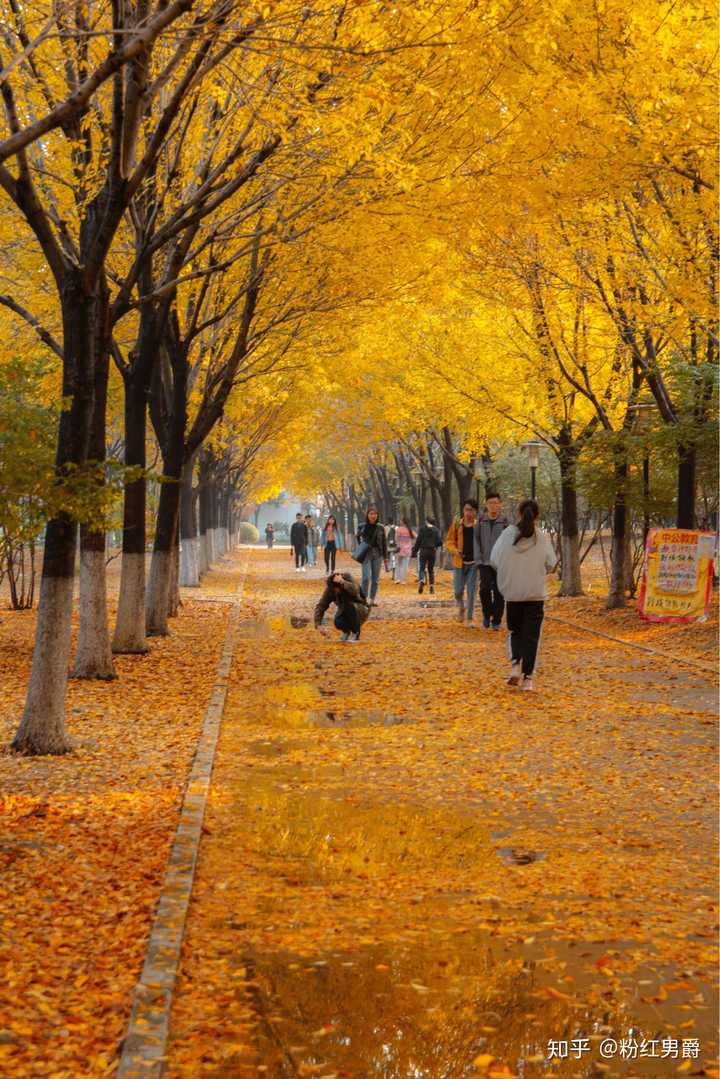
[490,499,555,691]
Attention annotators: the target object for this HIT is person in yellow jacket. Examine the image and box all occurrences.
[446,498,480,625]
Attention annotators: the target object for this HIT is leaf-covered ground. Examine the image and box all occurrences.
[165,549,718,1078]
[0,566,238,1078]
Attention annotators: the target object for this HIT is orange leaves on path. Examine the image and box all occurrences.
[0,566,237,1079]
[165,550,719,1077]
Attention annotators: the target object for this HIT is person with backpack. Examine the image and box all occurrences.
[394,517,415,583]
[322,515,341,573]
[355,507,388,606]
[476,491,509,629]
[446,498,480,624]
[314,572,371,642]
[290,513,308,572]
[490,498,555,691]
[412,515,443,594]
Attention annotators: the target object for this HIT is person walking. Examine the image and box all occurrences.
[386,521,398,579]
[490,498,555,691]
[412,515,442,594]
[290,512,308,572]
[305,515,319,567]
[446,498,480,625]
[394,517,415,583]
[476,491,509,629]
[355,507,388,606]
[265,522,274,549]
[314,571,371,642]
[322,514,341,574]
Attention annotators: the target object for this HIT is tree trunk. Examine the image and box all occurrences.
[179,457,200,586]
[13,276,95,755]
[607,450,629,609]
[72,528,116,678]
[147,470,181,636]
[677,443,696,529]
[113,368,150,652]
[557,437,582,596]
[72,330,116,679]
[167,529,180,618]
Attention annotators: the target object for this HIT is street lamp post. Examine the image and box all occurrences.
[631,399,655,546]
[522,441,543,500]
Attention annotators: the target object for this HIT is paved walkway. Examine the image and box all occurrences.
[164,549,718,1078]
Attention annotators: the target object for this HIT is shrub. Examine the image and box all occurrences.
[238,521,260,544]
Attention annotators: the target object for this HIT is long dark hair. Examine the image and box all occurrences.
[514,499,539,544]
[324,514,337,530]
[365,506,379,524]
[401,515,415,538]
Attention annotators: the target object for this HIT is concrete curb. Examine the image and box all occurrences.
[116,555,248,1079]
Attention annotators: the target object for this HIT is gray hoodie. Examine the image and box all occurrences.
[489,525,555,602]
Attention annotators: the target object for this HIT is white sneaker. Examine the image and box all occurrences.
[347,633,361,643]
[339,633,350,642]
[521,676,534,691]
[301,566,306,572]
[507,661,522,686]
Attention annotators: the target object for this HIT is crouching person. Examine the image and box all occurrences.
[314,572,371,643]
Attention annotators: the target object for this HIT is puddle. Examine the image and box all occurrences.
[226,933,719,1078]
[308,709,404,727]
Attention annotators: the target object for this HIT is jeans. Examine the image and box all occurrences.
[395,554,410,582]
[479,564,504,625]
[361,552,382,601]
[505,600,544,676]
[453,563,478,620]
[307,544,316,566]
[334,604,361,637]
[418,549,436,585]
[294,546,307,568]
[324,542,337,573]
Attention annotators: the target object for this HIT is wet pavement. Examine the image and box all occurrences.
[166,551,719,1078]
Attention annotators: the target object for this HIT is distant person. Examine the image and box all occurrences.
[355,506,388,606]
[394,517,415,583]
[490,498,555,691]
[446,498,480,624]
[314,572,371,643]
[412,515,442,594]
[265,523,274,549]
[476,491,509,629]
[290,512,308,572]
[322,514,341,573]
[305,514,319,567]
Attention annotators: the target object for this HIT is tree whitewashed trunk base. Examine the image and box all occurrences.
[198,531,209,577]
[559,534,583,596]
[12,577,74,754]
[112,553,149,654]
[72,549,117,678]
[146,549,171,636]
[180,537,200,587]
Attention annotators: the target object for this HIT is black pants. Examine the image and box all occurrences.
[324,541,337,573]
[334,604,360,636]
[294,545,307,568]
[479,564,504,625]
[418,548,436,585]
[505,600,544,676]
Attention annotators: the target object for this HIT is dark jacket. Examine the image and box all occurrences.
[411,523,442,556]
[475,513,509,564]
[314,573,371,627]
[290,521,308,550]
[356,521,387,559]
